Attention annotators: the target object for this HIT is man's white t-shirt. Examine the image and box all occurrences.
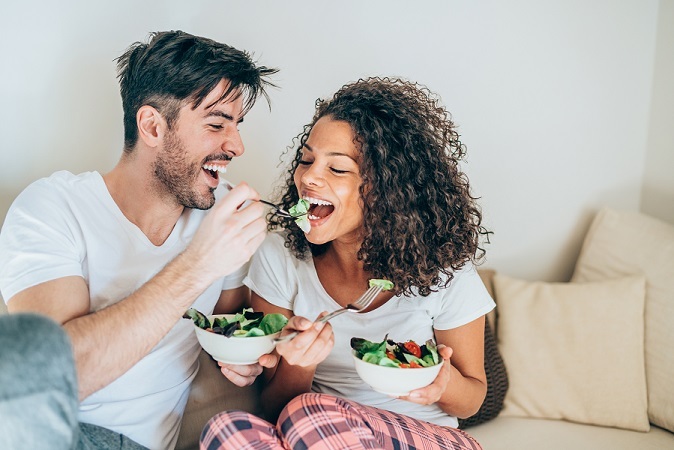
[0,171,246,450]
[244,232,495,428]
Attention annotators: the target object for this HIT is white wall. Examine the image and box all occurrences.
[642,0,674,225]
[0,0,665,282]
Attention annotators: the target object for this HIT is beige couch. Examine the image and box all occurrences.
[177,207,674,449]
[2,206,673,450]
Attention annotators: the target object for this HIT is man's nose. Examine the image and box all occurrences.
[223,128,244,157]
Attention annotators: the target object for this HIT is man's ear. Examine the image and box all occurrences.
[136,105,167,148]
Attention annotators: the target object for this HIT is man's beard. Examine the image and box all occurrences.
[153,130,216,210]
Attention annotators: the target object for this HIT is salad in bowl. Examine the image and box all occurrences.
[351,335,443,396]
[184,308,288,364]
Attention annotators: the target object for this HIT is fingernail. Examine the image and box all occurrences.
[409,392,420,398]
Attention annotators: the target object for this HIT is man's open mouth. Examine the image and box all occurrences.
[202,163,228,181]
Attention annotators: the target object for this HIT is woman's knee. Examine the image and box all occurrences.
[200,410,279,449]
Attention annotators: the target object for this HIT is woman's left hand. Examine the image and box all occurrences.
[399,344,453,405]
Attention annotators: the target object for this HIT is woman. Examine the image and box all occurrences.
[200,77,494,450]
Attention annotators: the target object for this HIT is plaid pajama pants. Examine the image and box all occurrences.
[200,393,482,450]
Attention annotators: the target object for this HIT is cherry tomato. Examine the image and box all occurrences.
[403,341,422,358]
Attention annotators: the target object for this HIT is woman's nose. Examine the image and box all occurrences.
[299,165,324,187]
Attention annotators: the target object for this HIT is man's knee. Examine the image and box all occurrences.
[0,313,76,398]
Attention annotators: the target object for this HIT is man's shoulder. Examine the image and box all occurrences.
[6,170,104,226]
[21,170,101,199]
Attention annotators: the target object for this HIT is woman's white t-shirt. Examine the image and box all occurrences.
[0,171,247,450]
[244,232,495,428]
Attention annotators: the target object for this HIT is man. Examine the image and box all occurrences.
[0,30,278,449]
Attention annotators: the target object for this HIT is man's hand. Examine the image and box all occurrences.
[218,353,278,386]
[183,183,267,285]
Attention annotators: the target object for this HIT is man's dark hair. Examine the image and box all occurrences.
[115,30,278,151]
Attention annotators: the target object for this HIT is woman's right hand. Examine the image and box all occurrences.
[274,313,334,366]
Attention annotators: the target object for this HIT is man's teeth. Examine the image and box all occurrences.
[203,163,227,174]
[303,196,332,206]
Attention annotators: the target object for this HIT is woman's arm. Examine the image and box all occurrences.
[250,292,334,421]
[401,316,488,418]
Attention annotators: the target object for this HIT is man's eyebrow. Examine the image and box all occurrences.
[206,110,244,123]
[303,144,357,161]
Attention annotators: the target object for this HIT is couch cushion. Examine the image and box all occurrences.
[494,273,649,432]
[468,417,674,450]
[572,208,674,433]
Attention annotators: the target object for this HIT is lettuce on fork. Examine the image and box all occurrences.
[368,279,394,291]
[289,198,311,233]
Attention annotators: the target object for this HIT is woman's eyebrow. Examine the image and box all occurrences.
[303,144,357,161]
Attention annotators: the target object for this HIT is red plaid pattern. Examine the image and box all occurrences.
[200,393,482,450]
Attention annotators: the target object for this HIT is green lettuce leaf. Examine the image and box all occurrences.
[368,279,394,291]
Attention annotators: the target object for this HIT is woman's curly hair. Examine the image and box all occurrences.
[269,77,490,297]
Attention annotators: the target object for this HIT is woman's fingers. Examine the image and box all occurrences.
[401,345,453,405]
[275,314,334,366]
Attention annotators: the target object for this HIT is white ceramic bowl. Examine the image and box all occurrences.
[352,351,444,396]
[192,314,280,365]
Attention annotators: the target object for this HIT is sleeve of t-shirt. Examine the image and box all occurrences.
[220,261,249,290]
[0,178,85,302]
[432,264,496,330]
[243,232,298,311]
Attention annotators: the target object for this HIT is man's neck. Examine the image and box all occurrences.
[103,157,184,246]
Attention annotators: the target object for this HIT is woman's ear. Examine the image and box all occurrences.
[136,105,166,148]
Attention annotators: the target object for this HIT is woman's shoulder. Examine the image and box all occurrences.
[434,262,487,295]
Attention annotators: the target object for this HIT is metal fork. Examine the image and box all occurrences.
[258,200,298,219]
[273,284,383,343]
[221,179,303,219]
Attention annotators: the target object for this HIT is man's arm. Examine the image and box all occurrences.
[8,254,221,400]
[7,184,267,401]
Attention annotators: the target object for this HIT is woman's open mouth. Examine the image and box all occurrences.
[304,196,335,223]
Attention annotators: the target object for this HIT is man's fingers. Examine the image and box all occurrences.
[218,363,262,387]
[258,353,278,369]
[216,182,260,213]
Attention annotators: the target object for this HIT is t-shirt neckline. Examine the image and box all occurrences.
[91,171,186,250]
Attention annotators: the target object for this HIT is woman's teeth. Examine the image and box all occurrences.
[303,196,334,220]
[303,196,332,206]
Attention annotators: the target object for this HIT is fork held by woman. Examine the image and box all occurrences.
[274,285,383,343]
